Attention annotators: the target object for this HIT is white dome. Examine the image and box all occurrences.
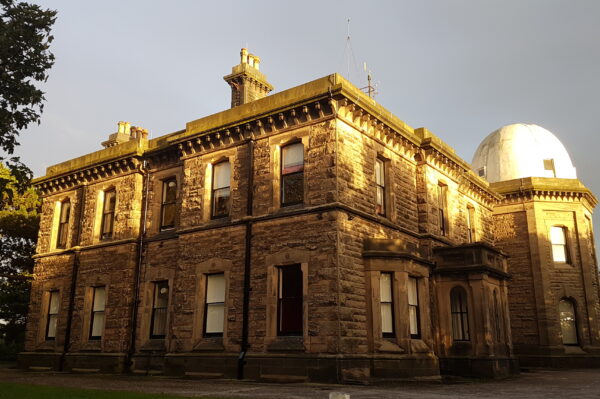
[472,124,577,183]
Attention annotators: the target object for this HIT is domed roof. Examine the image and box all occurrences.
[471,124,577,183]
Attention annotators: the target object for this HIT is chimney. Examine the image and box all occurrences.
[223,48,273,108]
[101,121,148,148]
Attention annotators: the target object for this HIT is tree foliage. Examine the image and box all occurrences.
[0,0,56,185]
[0,162,39,349]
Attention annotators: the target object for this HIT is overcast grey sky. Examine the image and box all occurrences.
[20,0,600,241]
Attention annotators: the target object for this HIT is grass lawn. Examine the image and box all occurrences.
[0,382,236,399]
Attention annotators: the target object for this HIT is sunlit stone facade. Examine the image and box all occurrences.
[19,50,599,381]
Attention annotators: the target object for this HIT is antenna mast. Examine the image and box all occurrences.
[361,62,378,98]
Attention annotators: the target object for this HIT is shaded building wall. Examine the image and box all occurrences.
[493,189,600,366]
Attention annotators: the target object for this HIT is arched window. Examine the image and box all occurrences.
[450,286,469,341]
[281,142,304,206]
[212,161,231,218]
[56,199,71,249]
[559,299,578,345]
[100,189,116,240]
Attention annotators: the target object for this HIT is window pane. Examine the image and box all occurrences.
[408,278,418,306]
[282,143,304,174]
[49,291,60,314]
[102,213,114,235]
[91,312,105,337]
[213,162,230,190]
[380,273,392,302]
[282,173,303,205]
[151,308,167,337]
[92,287,106,312]
[206,274,225,303]
[559,300,578,345]
[212,187,231,217]
[381,303,393,334]
[155,282,169,308]
[163,179,177,203]
[104,191,116,212]
[205,303,224,334]
[552,244,567,262]
[550,226,566,245]
[60,201,71,223]
[47,315,57,338]
[375,159,384,186]
[278,265,303,335]
[161,203,176,228]
[376,186,385,214]
[409,306,419,336]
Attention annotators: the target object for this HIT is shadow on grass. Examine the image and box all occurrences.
[0,382,236,399]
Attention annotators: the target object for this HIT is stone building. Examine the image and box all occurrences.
[18,50,599,382]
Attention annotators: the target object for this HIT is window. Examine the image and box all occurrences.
[277,264,303,335]
[45,290,60,340]
[150,281,169,339]
[212,161,231,218]
[204,273,225,337]
[466,205,475,243]
[408,277,420,339]
[89,286,106,340]
[450,287,469,341]
[56,200,71,249]
[100,189,116,240]
[160,178,177,230]
[550,226,569,263]
[477,166,486,178]
[437,184,448,236]
[281,143,304,206]
[375,158,386,216]
[559,299,578,345]
[380,272,394,337]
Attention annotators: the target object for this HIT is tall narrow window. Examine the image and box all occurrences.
[150,281,169,339]
[100,189,116,240]
[380,272,394,337]
[212,162,231,218]
[450,287,469,341]
[438,184,448,236]
[160,178,177,230]
[45,290,60,340]
[550,226,569,263]
[204,273,225,337]
[559,299,578,345]
[408,277,420,339]
[375,158,386,216]
[466,205,476,243]
[56,200,71,249]
[89,286,106,340]
[277,264,303,335]
[281,143,304,206]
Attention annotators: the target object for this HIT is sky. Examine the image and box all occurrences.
[18,0,600,245]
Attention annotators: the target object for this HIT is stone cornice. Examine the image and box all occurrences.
[491,177,598,208]
[34,155,143,196]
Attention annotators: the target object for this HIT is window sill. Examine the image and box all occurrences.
[267,336,305,352]
[193,337,224,352]
[140,339,166,352]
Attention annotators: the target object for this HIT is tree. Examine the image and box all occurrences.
[0,163,39,354]
[0,0,56,188]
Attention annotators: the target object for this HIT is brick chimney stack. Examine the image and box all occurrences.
[223,48,273,108]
